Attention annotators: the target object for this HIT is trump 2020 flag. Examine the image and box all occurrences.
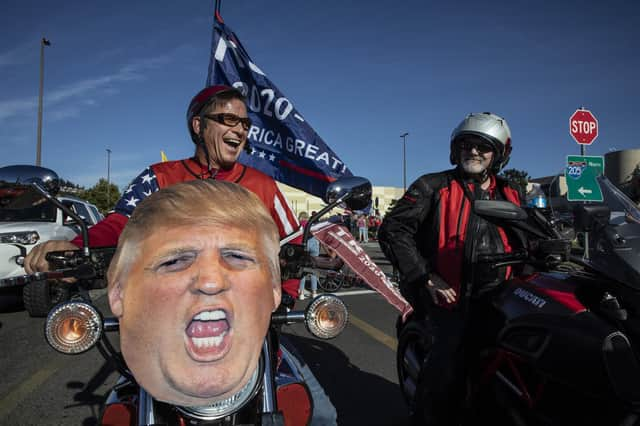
[206,18,352,198]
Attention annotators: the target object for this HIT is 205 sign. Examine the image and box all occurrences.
[566,161,587,179]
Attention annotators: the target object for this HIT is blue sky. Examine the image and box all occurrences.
[1,0,638,191]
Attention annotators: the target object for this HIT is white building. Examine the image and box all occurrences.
[277,182,404,218]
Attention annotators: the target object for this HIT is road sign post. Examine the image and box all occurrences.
[565,155,604,202]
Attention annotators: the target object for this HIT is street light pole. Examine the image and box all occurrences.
[400,132,409,192]
[106,148,112,206]
[36,37,51,166]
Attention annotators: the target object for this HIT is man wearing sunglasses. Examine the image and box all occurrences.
[379,112,523,425]
[25,85,298,271]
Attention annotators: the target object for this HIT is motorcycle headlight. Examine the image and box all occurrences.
[0,231,40,245]
[305,294,348,339]
[45,302,103,354]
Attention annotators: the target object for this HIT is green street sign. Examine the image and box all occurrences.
[565,155,604,202]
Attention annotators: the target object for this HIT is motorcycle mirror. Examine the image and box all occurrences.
[304,294,348,339]
[45,301,104,354]
[573,204,611,232]
[474,200,528,221]
[324,176,372,212]
[0,165,61,209]
[0,165,91,253]
[0,165,61,196]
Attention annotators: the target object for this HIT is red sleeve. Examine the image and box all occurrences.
[70,212,129,248]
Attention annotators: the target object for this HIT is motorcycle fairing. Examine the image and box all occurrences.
[587,220,640,291]
[490,273,640,411]
[494,272,586,323]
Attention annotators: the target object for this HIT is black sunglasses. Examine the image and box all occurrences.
[457,140,494,154]
[203,113,252,131]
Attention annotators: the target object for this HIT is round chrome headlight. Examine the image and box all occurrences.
[45,302,103,354]
[305,294,348,339]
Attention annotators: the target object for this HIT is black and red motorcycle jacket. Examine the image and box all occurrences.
[378,168,522,308]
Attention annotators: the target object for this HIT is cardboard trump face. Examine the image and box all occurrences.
[107,180,281,406]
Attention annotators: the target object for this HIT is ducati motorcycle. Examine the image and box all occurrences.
[397,175,640,425]
[0,165,373,425]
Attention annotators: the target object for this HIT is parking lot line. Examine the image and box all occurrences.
[328,289,376,297]
[349,313,397,351]
[0,357,65,419]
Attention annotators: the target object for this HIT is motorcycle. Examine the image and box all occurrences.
[396,175,640,425]
[316,266,365,293]
[1,165,373,425]
[297,253,361,294]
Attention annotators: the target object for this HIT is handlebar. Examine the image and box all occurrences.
[475,237,570,271]
[0,247,115,289]
[66,308,326,333]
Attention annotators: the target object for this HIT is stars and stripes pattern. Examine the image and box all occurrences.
[115,168,159,217]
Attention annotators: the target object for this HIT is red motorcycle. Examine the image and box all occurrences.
[397,175,640,425]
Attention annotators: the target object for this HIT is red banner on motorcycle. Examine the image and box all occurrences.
[311,223,413,320]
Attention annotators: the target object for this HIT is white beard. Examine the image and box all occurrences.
[461,158,489,175]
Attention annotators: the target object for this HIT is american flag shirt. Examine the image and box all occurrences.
[71,158,299,247]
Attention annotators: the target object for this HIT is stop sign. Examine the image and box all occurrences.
[569,109,598,145]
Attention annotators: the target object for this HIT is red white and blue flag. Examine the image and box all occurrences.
[206,18,352,198]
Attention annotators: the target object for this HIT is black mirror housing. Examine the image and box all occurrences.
[473,200,528,221]
[324,176,372,212]
[0,165,61,196]
[573,204,610,232]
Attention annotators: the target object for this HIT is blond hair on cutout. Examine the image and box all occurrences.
[107,179,280,288]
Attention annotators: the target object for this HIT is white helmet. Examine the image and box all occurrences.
[450,112,512,173]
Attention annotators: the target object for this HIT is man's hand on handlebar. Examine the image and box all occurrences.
[24,240,79,274]
[425,273,456,305]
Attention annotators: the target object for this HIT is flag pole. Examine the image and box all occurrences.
[214,0,224,23]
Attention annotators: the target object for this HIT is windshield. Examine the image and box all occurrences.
[0,202,57,222]
[597,176,640,224]
[544,174,640,225]
[542,173,640,289]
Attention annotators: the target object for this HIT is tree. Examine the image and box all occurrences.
[500,168,530,195]
[79,178,120,214]
[58,178,84,196]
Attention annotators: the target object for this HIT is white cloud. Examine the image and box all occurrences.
[49,106,81,122]
[0,42,33,68]
[0,98,37,120]
[0,49,178,122]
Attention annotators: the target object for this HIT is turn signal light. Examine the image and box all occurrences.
[305,294,348,339]
[45,302,103,354]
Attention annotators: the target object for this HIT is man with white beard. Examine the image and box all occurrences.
[378,112,523,425]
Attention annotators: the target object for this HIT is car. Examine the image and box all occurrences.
[0,195,102,280]
[60,195,104,226]
[0,166,105,316]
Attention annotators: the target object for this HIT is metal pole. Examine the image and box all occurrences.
[579,106,586,156]
[106,148,112,205]
[400,133,409,192]
[577,106,587,257]
[36,38,50,166]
